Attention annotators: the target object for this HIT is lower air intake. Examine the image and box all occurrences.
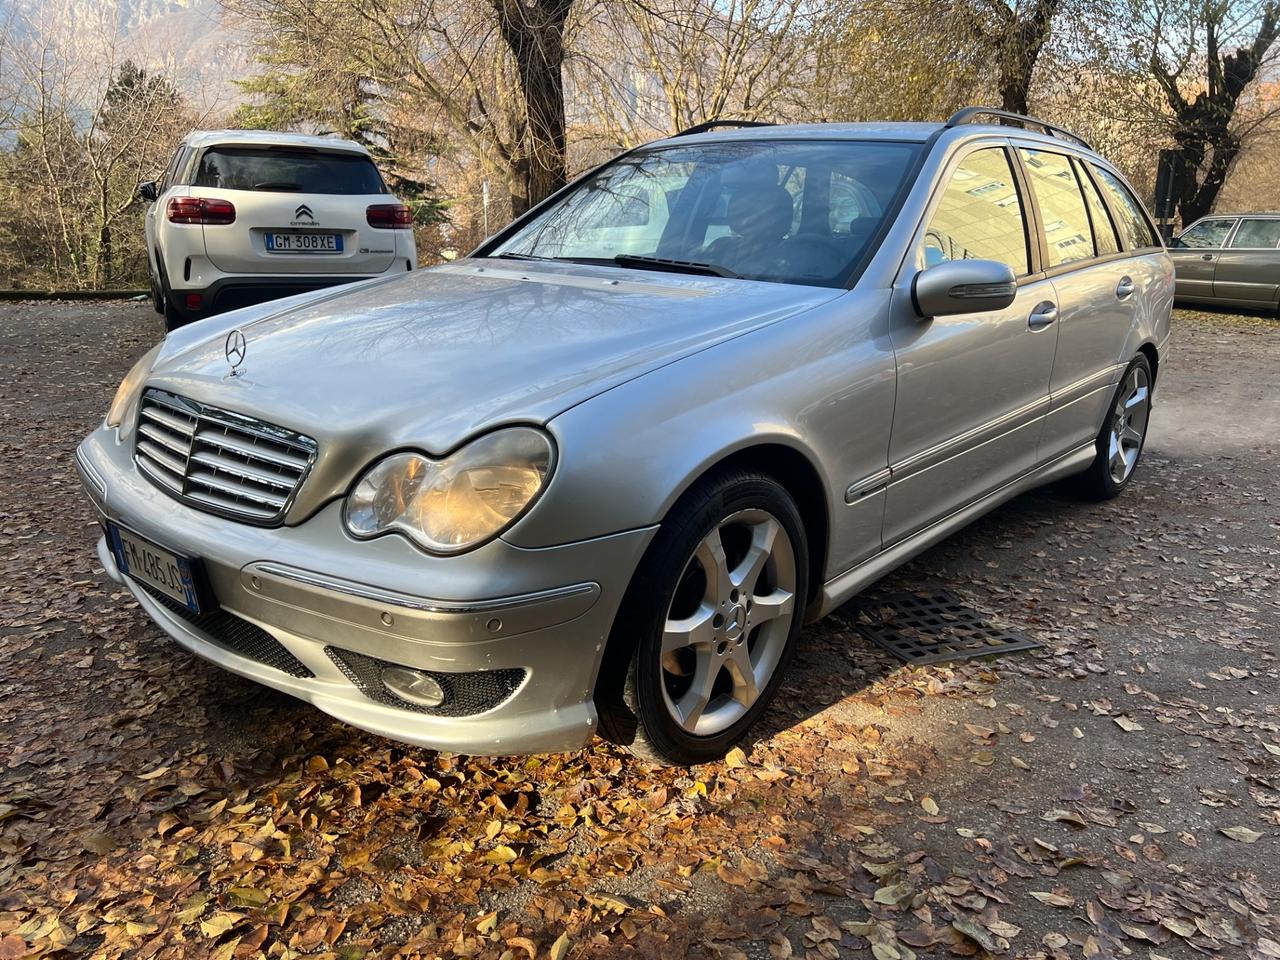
[326,647,525,717]
[139,584,314,678]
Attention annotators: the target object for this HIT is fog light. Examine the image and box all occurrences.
[381,666,445,707]
[185,293,203,310]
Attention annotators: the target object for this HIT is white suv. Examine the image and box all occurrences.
[139,130,418,330]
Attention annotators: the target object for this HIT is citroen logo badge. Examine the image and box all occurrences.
[295,203,314,220]
[225,328,247,376]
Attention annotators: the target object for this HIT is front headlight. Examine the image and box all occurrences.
[344,427,555,554]
[106,342,162,437]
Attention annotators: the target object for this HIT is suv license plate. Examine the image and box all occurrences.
[106,522,202,613]
[265,233,343,253]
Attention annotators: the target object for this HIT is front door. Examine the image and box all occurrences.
[1168,217,1236,299]
[1214,217,1280,304]
[884,143,1058,546]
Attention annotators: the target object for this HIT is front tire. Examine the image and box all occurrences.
[597,469,809,765]
[1077,354,1152,500]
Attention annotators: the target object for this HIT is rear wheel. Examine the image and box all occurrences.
[597,469,808,765]
[1076,354,1152,499]
[157,269,185,332]
[150,275,164,315]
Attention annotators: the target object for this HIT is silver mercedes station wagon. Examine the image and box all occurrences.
[77,108,1172,764]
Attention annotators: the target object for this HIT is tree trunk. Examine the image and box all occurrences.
[995,0,1061,116]
[96,180,112,288]
[492,0,572,217]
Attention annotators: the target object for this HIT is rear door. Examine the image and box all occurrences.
[884,142,1058,545]
[1168,217,1236,298]
[1016,147,1135,459]
[189,145,398,276]
[1213,217,1280,304]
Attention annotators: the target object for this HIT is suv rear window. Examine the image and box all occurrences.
[193,147,387,194]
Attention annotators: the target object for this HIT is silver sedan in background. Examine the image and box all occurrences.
[1168,213,1280,314]
[77,108,1172,765]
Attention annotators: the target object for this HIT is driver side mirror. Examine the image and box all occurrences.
[138,181,158,203]
[912,259,1017,319]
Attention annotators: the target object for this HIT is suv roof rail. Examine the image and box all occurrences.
[672,118,775,138]
[945,107,1093,151]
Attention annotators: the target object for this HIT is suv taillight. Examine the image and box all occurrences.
[367,203,413,229]
[167,197,236,225]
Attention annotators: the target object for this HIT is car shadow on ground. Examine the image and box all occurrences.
[178,475,1098,780]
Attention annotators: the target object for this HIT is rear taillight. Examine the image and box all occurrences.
[167,197,236,225]
[367,203,413,229]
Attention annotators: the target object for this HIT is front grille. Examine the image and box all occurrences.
[134,389,316,525]
[139,584,314,678]
[326,647,525,717]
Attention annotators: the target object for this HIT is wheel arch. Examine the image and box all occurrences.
[657,439,831,611]
[702,443,827,610]
[1137,341,1159,389]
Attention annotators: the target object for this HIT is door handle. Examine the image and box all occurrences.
[1201,253,1215,261]
[1115,277,1135,299]
[1028,301,1058,330]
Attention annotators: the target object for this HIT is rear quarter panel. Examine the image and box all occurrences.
[1124,250,1174,374]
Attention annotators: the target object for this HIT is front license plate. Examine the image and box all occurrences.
[265,232,343,253]
[106,522,202,613]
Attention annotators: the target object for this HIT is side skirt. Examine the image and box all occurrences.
[813,442,1096,619]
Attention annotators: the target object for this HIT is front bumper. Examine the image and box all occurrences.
[77,426,654,754]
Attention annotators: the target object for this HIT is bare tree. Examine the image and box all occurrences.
[227,0,581,217]
[574,0,814,148]
[1148,0,1280,221]
[0,11,193,287]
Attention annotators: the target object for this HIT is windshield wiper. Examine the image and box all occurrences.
[491,251,563,263]
[254,181,303,191]
[612,254,739,279]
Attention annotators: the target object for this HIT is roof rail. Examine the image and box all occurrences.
[672,119,775,138]
[945,107,1093,151]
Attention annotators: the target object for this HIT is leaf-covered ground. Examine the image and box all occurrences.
[1,301,1277,960]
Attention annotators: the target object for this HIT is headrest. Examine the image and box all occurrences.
[725,183,794,242]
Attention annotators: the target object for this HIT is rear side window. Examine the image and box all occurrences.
[923,147,1030,275]
[160,147,185,190]
[1092,165,1160,249]
[1228,218,1280,249]
[1019,149,1092,267]
[1073,159,1120,256]
[1175,218,1235,249]
[193,147,387,195]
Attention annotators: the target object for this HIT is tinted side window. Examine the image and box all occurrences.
[1073,158,1120,256]
[159,147,184,191]
[1092,165,1160,249]
[1020,148,1092,267]
[1228,218,1280,249]
[923,147,1029,275]
[1175,219,1236,249]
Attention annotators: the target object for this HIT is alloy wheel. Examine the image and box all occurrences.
[659,508,797,737]
[1108,365,1150,484]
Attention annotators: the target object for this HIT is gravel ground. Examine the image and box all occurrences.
[1,300,1277,960]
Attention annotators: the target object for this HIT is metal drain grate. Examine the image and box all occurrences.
[845,590,1041,665]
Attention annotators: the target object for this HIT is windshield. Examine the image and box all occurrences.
[488,139,921,287]
[194,147,387,194]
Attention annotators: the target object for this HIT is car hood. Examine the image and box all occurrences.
[150,260,838,517]
[154,259,838,451]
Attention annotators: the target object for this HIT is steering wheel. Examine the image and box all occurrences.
[777,234,848,280]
